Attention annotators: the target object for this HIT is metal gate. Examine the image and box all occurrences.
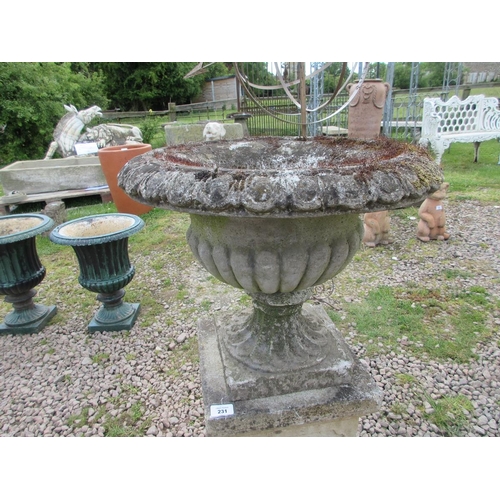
[239,62,464,143]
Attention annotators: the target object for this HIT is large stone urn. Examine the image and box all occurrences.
[0,214,57,334]
[118,136,443,436]
[49,214,144,332]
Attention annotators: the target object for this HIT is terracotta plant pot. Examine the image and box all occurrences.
[98,144,153,215]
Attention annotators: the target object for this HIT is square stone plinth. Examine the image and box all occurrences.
[198,304,381,437]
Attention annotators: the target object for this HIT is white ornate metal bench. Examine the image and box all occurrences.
[419,94,500,164]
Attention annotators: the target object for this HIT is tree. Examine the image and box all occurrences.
[235,62,278,97]
[393,62,413,89]
[322,63,353,94]
[366,62,387,80]
[0,62,109,166]
[90,62,230,111]
[391,62,447,89]
[419,62,446,88]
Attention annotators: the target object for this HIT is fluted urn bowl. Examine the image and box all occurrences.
[0,214,56,334]
[118,136,443,374]
[50,213,144,332]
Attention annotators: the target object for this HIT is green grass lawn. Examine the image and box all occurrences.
[440,139,500,202]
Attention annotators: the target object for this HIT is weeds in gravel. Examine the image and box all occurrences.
[103,405,152,437]
[387,373,475,436]
[67,403,151,436]
[394,373,418,385]
[390,402,407,415]
[330,284,493,362]
[166,337,199,378]
[91,352,110,364]
[122,384,140,394]
[66,405,106,429]
[200,300,212,311]
[422,394,474,436]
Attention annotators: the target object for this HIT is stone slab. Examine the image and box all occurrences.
[164,123,243,146]
[0,157,106,195]
[321,126,348,135]
[198,304,382,437]
[0,187,111,216]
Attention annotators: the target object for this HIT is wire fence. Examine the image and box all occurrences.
[240,89,460,142]
[100,83,500,144]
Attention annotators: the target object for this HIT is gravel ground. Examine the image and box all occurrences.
[0,199,499,437]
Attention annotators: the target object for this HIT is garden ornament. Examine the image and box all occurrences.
[44,104,102,159]
[118,137,443,396]
[203,122,226,141]
[49,213,144,332]
[416,182,450,242]
[79,123,143,148]
[0,214,57,334]
[362,211,392,247]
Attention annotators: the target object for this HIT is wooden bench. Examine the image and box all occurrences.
[418,94,500,164]
[0,186,112,215]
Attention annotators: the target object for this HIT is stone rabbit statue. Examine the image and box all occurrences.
[362,211,392,247]
[416,182,450,242]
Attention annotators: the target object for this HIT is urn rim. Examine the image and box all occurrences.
[0,214,54,244]
[118,136,443,218]
[49,213,144,246]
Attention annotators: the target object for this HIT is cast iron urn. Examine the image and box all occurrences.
[0,214,57,334]
[49,213,144,332]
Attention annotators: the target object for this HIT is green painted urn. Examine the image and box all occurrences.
[0,213,57,334]
[49,213,144,332]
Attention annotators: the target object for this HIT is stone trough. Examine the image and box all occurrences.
[0,157,106,195]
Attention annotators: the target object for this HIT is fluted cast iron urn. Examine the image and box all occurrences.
[49,213,144,332]
[0,214,57,334]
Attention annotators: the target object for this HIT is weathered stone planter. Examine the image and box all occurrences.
[118,136,443,436]
[49,214,144,332]
[0,214,57,334]
[0,157,106,195]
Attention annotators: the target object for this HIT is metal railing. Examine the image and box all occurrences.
[240,93,350,138]
[98,82,500,143]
